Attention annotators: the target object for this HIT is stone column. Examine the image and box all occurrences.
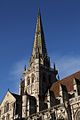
[47,90,50,109]
[59,85,63,104]
[27,99,29,116]
[36,96,39,112]
[22,94,27,118]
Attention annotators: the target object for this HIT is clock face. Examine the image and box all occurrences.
[75,110,80,120]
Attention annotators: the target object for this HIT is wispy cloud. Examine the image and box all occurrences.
[51,55,80,79]
[11,55,80,80]
[10,59,27,80]
[8,59,27,93]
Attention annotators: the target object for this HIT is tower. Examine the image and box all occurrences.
[22,9,58,118]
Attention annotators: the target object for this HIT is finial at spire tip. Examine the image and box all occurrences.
[38,8,41,16]
[8,88,10,91]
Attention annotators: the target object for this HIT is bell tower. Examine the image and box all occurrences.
[22,9,58,114]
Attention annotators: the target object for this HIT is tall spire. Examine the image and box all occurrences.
[32,9,48,57]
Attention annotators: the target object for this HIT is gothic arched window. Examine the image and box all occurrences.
[4,102,9,113]
[31,74,35,83]
[27,77,30,85]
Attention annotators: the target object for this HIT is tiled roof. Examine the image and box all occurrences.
[50,71,80,97]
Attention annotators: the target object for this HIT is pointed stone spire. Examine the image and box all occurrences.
[32,9,48,58]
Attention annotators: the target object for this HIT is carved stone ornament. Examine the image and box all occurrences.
[75,109,80,120]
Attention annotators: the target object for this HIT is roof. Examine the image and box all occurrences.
[0,90,21,105]
[11,92,21,101]
[50,71,80,97]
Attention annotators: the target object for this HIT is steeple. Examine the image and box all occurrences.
[32,9,48,58]
[22,10,58,117]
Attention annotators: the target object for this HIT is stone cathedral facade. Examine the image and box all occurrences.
[0,10,80,120]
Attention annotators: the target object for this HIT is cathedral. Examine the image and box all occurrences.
[0,9,80,120]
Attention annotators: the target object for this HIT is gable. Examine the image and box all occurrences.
[0,91,16,107]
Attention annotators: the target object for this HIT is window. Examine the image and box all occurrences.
[31,84,34,94]
[6,114,10,120]
[4,102,9,113]
[31,74,35,83]
[27,77,30,85]
[2,116,5,120]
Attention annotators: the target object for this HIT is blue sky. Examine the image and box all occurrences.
[0,0,80,101]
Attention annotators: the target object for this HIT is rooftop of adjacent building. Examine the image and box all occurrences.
[50,70,80,97]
